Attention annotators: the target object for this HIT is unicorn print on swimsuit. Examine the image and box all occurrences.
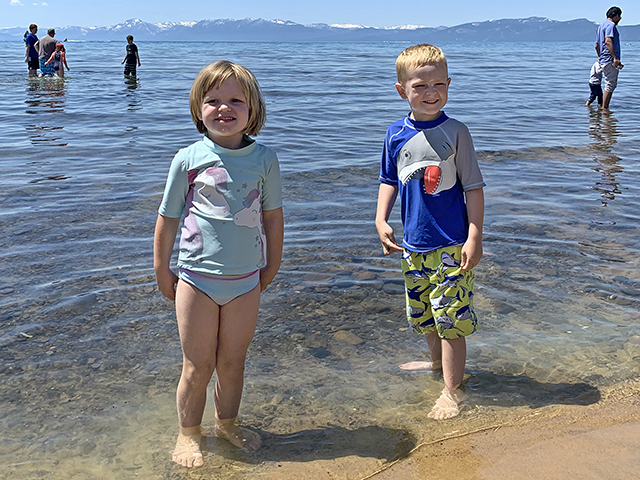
[233,187,266,265]
[180,166,233,256]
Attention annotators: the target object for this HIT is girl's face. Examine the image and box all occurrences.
[201,76,250,150]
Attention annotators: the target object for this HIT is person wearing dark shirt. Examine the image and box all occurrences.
[121,35,141,76]
[24,24,39,76]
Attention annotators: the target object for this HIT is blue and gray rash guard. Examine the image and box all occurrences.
[379,113,485,253]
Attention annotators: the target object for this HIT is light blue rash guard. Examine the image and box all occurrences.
[379,113,485,253]
[159,135,282,276]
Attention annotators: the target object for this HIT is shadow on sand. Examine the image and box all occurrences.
[467,371,601,408]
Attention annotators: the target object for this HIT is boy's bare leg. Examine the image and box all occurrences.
[428,336,467,420]
[399,331,443,370]
[202,285,262,452]
[172,281,220,467]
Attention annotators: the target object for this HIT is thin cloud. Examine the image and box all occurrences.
[10,0,25,7]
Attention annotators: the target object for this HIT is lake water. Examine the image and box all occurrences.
[1,40,640,479]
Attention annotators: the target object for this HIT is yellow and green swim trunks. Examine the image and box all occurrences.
[401,245,478,339]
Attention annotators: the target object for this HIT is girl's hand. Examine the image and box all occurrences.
[156,268,178,301]
[259,267,276,292]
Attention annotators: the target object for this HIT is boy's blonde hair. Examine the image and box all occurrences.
[396,44,448,84]
[190,60,266,137]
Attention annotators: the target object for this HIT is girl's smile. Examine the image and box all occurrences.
[201,76,250,149]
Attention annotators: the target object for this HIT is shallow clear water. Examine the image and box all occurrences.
[1,40,640,478]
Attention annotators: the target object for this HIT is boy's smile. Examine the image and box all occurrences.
[396,63,450,122]
[201,77,250,149]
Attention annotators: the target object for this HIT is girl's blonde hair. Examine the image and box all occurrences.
[396,44,448,84]
[189,60,266,136]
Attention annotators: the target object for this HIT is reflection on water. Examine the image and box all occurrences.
[24,77,67,114]
[24,78,68,147]
[124,76,141,112]
[588,109,622,206]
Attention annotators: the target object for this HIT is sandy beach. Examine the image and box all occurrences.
[250,381,640,480]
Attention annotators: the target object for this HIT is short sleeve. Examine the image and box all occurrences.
[261,151,282,211]
[158,151,189,218]
[604,22,615,38]
[379,131,398,185]
[455,125,485,191]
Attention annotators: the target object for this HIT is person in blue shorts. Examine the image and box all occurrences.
[154,61,283,467]
[375,44,485,420]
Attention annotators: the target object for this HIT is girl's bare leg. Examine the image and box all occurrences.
[202,284,261,451]
[172,280,220,467]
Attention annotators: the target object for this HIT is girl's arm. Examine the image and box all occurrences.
[154,214,181,301]
[259,207,284,291]
[45,52,55,65]
[62,52,69,70]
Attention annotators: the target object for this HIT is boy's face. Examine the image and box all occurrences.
[396,63,450,122]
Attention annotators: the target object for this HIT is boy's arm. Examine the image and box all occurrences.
[260,207,284,291]
[461,188,484,271]
[375,183,403,255]
[136,51,141,66]
[154,214,180,301]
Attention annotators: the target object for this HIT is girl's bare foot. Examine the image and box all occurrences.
[172,426,204,468]
[399,360,442,371]
[427,388,466,420]
[202,417,261,452]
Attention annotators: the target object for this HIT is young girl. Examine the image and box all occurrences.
[45,43,69,78]
[154,61,284,468]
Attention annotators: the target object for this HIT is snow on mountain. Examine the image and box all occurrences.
[1,16,638,42]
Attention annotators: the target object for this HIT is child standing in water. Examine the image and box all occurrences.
[45,43,69,78]
[154,61,283,467]
[375,44,485,420]
[121,35,140,76]
[586,60,603,107]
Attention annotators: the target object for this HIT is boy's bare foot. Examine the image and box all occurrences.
[202,417,261,452]
[399,360,442,371]
[427,388,467,420]
[172,426,204,468]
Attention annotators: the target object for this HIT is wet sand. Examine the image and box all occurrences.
[252,381,640,480]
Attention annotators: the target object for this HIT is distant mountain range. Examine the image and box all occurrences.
[1,17,639,42]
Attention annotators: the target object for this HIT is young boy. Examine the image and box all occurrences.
[375,44,485,420]
[121,35,141,76]
[586,60,603,107]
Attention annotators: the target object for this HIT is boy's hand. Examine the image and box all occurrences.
[377,222,403,256]
[460,237,482,271]
[155,267,178,301]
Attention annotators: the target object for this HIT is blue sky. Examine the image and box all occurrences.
[2,1,635,28]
